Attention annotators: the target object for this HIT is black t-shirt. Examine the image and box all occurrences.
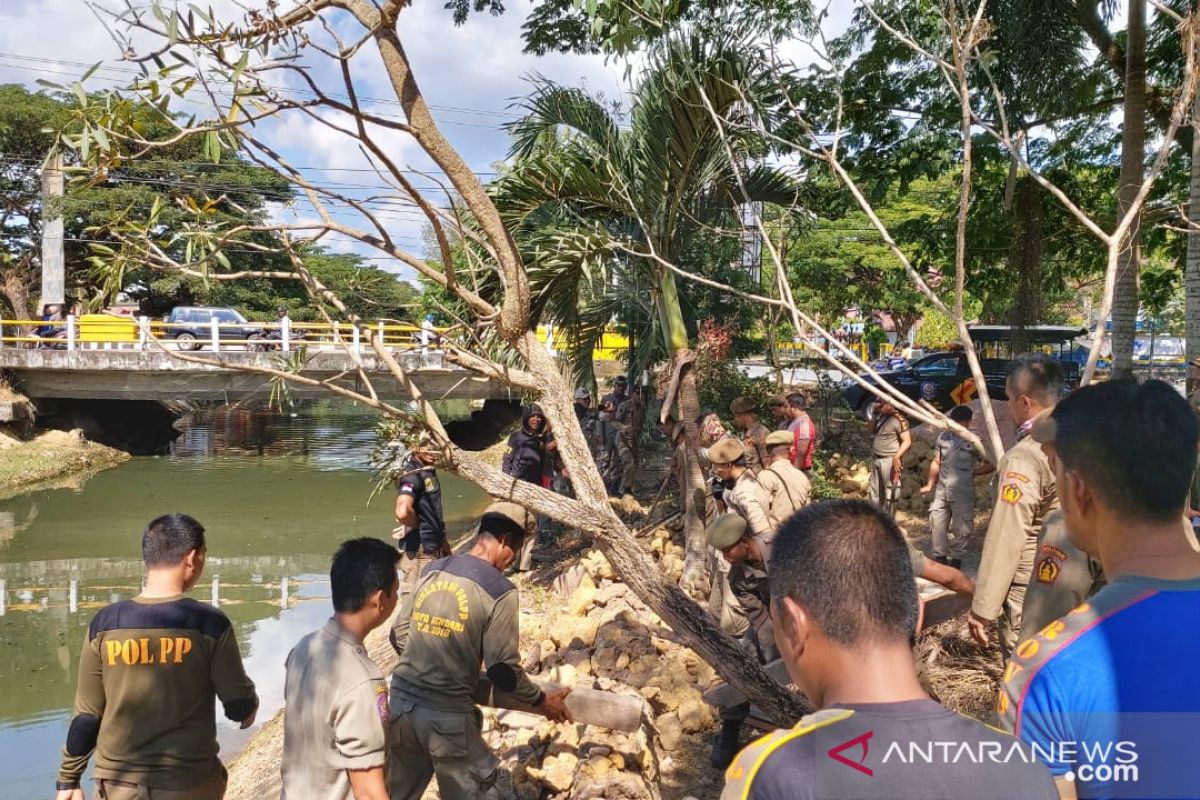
[396,463,446,553]
[729,700,1056,800]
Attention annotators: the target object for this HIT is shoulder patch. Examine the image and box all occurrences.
[1036,558,1060,584]
[723,708,855,800]
[89,597,231,641]
[437,554,515,600]
[1000,484,1024,505]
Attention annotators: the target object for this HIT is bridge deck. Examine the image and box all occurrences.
[0,349,513,402]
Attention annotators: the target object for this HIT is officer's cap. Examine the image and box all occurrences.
[1029,409,1057,445]
[575,387,591,400]
[729,396,758,415]
[765,430,793,448]
[709,437,746,464]
[707,513,748,549]
[481,501,534,533]
[767,394,788,408]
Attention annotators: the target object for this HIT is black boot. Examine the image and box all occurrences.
[711,720,742,769]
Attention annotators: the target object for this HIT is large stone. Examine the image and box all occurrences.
[568,573,598,617]
[656,711,683,751]
[549,616,601,650]
[676,696,715,733]
[541,752,579,793]
[593,583,631,607]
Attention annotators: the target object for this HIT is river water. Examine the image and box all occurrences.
[0,402,490,799]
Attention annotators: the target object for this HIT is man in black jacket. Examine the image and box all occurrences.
[501,405,561,570]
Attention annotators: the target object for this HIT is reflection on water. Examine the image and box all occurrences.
[0,401,489,799]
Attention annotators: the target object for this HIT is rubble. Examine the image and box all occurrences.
[481,526,721,799]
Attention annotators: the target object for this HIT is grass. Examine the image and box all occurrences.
[0,432,130,493]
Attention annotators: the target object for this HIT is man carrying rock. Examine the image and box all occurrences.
[868,400,911,512]
[756,430,811,528]
[706,513,777,770]
[722,501,1056,799]
[388,502,571,800]
[918,405,993,569]
[281,538,399,800]
[729,396,769,472]
[54,514,258,800]
[968,355,1062,658]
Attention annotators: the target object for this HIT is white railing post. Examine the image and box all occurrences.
[352,323,361,355]
[66,314,76,352]
[137,316,149,351]
[377,319,385,349]
[210,317,220,352]
[332,320,341,348]
[282,315,291,354]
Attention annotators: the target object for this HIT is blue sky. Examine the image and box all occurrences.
[0,0,632,279]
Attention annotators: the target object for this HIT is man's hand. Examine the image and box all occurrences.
[918,483,933,495]
[891,457,903,481]
[967,612,991,647]
[56,790,84,800]
[239,709,257,730]
[539,688,573,723]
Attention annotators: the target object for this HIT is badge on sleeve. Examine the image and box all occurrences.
[375,683,389,725]
[1000,484,1023,505]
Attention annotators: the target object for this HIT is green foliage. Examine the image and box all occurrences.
[495,31,802,380]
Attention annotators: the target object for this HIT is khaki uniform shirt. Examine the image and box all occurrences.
[282,619,388,800]
[725,470,774,539]
[390,554,543,712]
[757,459,811,528]
[1017,511,1105,643]
[57,594,258,789]
[971,434,1058,621]
[934,431,979,500]
[741,422,770,473]
[872,413,909,458]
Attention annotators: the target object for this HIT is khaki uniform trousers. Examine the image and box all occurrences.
[999,583,1027,661]
[929,491,973,559]
[400,548,440,599]
[617,438,637,495]
[867,456,896,509]
[707,550,749,638]
[94,772,226,800]
[388,699,500,800]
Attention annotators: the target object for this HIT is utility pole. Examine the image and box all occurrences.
[40,153,65,308]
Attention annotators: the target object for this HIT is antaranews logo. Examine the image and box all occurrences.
[827,731,874,777]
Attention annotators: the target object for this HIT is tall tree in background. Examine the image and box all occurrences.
[494,33,799,587]
[1112,0,1148,378]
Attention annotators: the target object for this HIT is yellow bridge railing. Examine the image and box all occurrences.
[0,314,449,355]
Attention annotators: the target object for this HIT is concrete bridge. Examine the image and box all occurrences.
[0,349,513,403]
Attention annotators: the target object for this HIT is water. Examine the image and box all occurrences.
[0,402,490,799]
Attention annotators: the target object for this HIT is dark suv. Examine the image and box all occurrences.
[164,306,258,350]
[840,351,1009,416]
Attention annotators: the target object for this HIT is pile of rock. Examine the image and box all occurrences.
[496,546,722,799]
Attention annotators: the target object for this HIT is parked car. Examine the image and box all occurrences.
[164,306,258,350]
[841,325,1086,416]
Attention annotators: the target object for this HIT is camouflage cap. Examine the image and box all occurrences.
[767,394,788,408]
[707,513,748,549]
[575,387,591,400]
[708,437,746,464]
[765,430,793,448]
[729,396,758,415]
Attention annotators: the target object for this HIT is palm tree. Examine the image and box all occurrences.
[493,32,798,589]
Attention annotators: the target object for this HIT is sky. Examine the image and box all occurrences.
[0,0,855,282]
